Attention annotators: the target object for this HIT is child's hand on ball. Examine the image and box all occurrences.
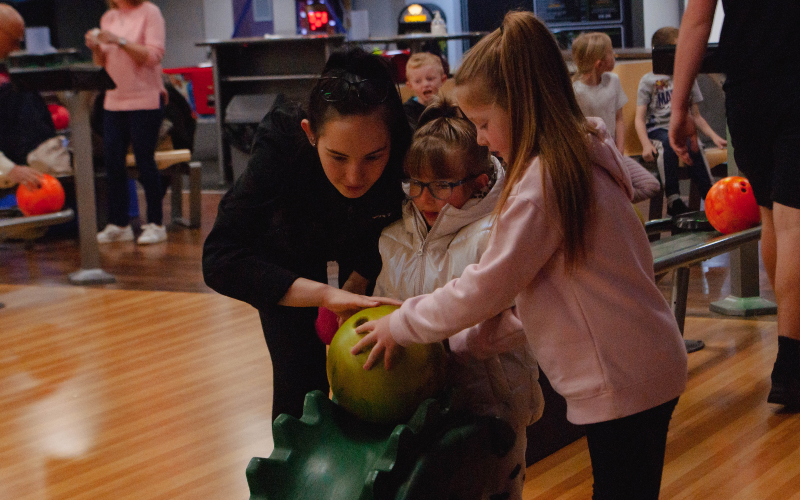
[352,314,401,370]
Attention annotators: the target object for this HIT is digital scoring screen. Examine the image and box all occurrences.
[535,0,621,24]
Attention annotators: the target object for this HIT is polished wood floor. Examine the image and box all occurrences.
[1,193,795,499]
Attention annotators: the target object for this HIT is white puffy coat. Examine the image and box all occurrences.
[374,159,544,431]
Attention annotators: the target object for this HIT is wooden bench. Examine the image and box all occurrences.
[125,149,202,228]
[647,219,763,351]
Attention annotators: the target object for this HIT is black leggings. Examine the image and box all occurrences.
[259,305,329,421]
[584,397,679,500]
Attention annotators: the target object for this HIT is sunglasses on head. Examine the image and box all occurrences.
[318,76,390,105]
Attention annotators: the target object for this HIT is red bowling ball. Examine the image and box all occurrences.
[16,173,65,216]
[704,176,761,234]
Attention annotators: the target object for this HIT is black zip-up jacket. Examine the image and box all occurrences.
[202,103,405,311]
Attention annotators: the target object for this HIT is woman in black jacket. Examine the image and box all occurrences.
[203,48,412,421]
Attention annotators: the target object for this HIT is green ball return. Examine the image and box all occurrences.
[246,390,515,500]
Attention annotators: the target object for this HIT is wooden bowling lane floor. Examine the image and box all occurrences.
[523,313,800,500]
[0,284,273,500]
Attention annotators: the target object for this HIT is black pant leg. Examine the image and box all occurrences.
[259,305,329,422]
[585,397,679,500]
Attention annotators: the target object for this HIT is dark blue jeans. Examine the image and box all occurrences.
[103,107,164,227]
[648,127,712,199]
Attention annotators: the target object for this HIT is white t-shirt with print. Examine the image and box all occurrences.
[637,72,703,133]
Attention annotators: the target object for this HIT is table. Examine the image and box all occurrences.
[9,65,116,285]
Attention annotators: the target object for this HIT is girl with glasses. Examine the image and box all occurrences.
[373,97,543,500]
[202,47,411,422]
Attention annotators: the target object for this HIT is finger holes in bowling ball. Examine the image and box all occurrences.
[354,317,369,328]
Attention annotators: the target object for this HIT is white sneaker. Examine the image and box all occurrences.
[97,224,134,243]
[137,223,167,244]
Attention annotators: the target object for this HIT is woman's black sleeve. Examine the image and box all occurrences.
[202,109,302,310]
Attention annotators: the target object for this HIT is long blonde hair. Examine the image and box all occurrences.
[455,11,596,267]
[571,32,612,80]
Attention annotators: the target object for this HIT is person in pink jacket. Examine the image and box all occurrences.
[353,11,688,499]
[85,0,167,245]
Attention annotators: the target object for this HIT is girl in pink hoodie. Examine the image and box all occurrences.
[353,11,687,499]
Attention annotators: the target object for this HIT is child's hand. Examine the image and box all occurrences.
[351,314,402,370]
[642,142,658,162]
[7,165,42,190]
[711,135,727,150]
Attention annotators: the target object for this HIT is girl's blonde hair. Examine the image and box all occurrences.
[455,11,596,267]
[404,96,493,181]
[571,32,612,79]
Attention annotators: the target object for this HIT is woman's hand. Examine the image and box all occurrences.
[84,29,101,49]
[351,314,402,370]
[321,286,401,325]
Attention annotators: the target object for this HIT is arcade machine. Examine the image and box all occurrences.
[296,0,346,36]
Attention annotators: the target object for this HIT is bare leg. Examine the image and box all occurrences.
[767,202,800,407]
[759,207,776,290]
[773,202,800,341]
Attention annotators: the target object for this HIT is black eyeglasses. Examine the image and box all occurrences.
[318,77,390,105]
[401,176,477,201]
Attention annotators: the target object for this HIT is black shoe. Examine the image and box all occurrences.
[667,198,691,217]
[768,337,800,409]
[767,373,800,409]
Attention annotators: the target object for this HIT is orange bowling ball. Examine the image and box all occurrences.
[704,176,761,234]
[16,173,65,216]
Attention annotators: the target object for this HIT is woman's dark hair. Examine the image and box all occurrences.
[307,47,412,168]
[405,96,493,179]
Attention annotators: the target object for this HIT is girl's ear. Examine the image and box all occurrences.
[300,119,316,147]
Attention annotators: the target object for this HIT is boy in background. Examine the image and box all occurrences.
[403,52,447,129]
[635,26,727,216]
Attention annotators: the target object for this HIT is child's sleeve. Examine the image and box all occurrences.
[448,307,527,360]
[625,155,661,202]
[636,75,652,107]
[613,74,628,110]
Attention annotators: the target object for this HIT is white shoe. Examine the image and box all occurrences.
[137,223,167,244]
[97,224,134,243]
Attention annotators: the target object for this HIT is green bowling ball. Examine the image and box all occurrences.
[326,305,447,424]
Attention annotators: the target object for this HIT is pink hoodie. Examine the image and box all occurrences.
[390,119,687,425]
[100,2,165,111]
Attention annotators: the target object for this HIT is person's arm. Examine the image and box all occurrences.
[690,103,728,149]
[615,108,626,153]
[635,105,657,162]
[354,174,563,369]
[669,0,718,164]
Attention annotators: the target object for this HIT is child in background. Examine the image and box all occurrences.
[403,52,447,129]
[373,97,543,500]
[572,32,627,153]
[635,26,727,216]
[571,32,661,206]
[354,12,687,500]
